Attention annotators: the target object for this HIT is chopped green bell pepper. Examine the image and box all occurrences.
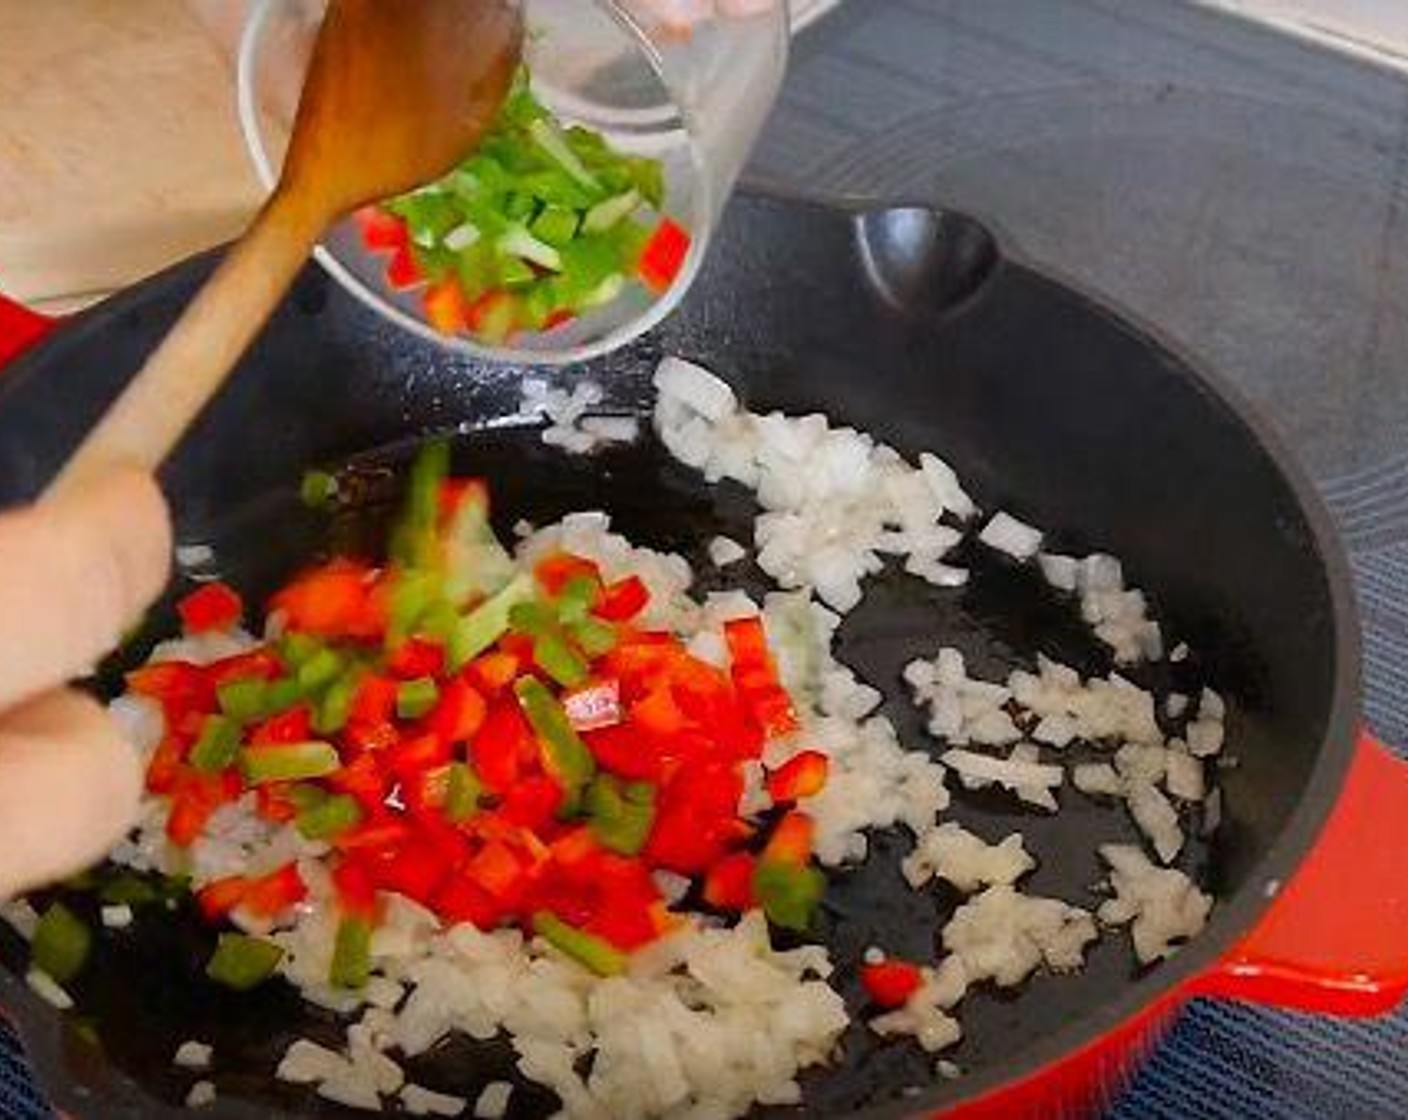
[555,575,599,624]
[296,647,344,692]
[31,903,91,984]
[299,469,338,509]
[315,670,362,736]
[391,438,450,569]
[329,917,373,989]
[296,793,363,841]
[448,573,535,669]
[568,617,618,659]
[216,678,269,723]
[532,911,625,976]
[533,632,589,689]
[189,714,243,773]
[240,741,341,785]
[514,677,595,810]
[444,761,483,823]
[206,933,284,991]
[753,859,826,933]
[528,118,600,191]
[531,205,580,247]
[99,874,160,907]
[396,677,440,720]
[585,775,655,856]
[583,189,640,234]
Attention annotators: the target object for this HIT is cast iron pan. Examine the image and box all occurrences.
[0,191,1359,1117]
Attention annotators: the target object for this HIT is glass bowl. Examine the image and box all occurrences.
[236,0,789,364]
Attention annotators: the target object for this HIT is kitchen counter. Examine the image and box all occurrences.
[0,0,263,313]
[0,0,843,314]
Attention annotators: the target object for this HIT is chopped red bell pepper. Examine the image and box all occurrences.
[500,775,563,831]
[255,784,300,823]
[471,700,529,793]
[464,651,520,696]
[860,959,925,1008]
[401,763,450,818]
[583,723,661,782]
[495,632,536,670]
[342,720,399,755]
[548,826,600,867]
[332,858,379,919]
[746,685,799,738]
[637,217,691,295]
[631,685,689,738]
[197,862,306,924]
[385,244,423,290]
[272,560,385,639]
[413,814,473,869]
[466,840,525,899]
[249,705,314,747]
[127,661,214,722]
[354,206,409,252]
[359,836,452,904]
[242,863,307,919]
[575,853,665,949]
[387,637,446,680]
[534,552,603,598]
[433,876,507,930]
[671,761,745,818]
[763,811,815,867]
[350,675,399,726]
[675,682,763,762]
[207,648,282,688]
[723,616,769,662]
[333,815,411,853]
[144,734,187,794]
[724,617,798,736]
[703,851,757,911]
[427,678,487,744]
[423,278,471,335]
[766,751,829,803]
[329,755,391,805]
[384,733,453,779]
[197,875,252,921]
[595,575,649,622]
[643,804,733,875]
[166,770,242,847]
[177,582,243,634]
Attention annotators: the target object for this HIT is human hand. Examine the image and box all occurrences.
[0,471,172,899]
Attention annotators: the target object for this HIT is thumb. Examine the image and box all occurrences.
[0,468,171,712]
[0,689,143,899]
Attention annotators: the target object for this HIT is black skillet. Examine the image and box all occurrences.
[0,191,1404,1119]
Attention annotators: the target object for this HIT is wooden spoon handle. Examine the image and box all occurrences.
[45,192,324,500]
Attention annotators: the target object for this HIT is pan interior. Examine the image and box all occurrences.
[0,193,1347,1117]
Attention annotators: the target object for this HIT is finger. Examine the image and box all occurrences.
[0,688,142,899]
[0,469,171,711]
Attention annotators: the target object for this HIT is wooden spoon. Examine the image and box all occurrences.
[48,0,523,499]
